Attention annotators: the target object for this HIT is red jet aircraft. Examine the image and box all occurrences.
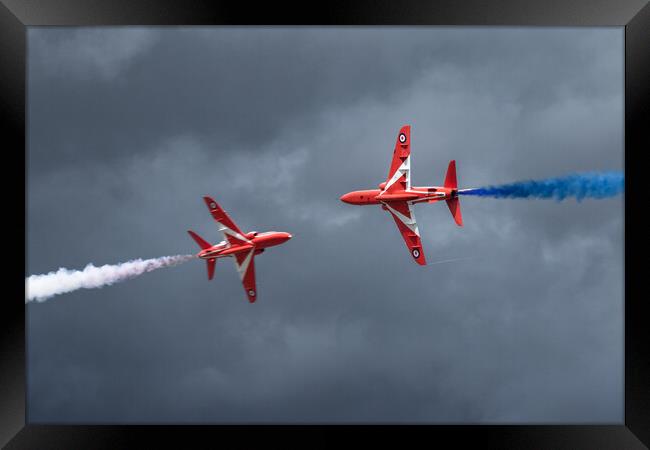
[187,196,292,303]
[340,125,463,265]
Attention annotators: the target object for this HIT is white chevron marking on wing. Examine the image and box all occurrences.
[233,248,255,281]
[218,225,251,244]
[383,155,411,192]
[383,201,420,237]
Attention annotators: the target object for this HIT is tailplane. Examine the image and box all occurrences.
[444,160,463,226]
[187,230,212,250]
[445,197,463,226]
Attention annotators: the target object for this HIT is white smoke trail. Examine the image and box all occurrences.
[26,254,195,303]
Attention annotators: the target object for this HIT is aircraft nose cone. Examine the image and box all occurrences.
[340,192,352,204]
[280,232,292,242]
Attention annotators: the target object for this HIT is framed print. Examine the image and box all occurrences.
[2,0,648,448]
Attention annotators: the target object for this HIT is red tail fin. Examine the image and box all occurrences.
[206,258,216,280]
[187,230,212,250]
[444,160,457,189]
[444,160,463,226]
[446,198,463,226]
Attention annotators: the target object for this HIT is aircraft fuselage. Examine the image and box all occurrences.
[340,186,458,206]
[197,231,292,260]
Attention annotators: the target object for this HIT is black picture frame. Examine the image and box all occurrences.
[2,0,648,448]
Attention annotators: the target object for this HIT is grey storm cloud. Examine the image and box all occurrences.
[27,27,623,423]
[29,28,158,80]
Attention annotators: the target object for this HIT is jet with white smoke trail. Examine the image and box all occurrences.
[187,195,292,303]
[25,254,195,303]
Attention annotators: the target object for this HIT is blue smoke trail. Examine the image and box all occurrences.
[459,172,624,202]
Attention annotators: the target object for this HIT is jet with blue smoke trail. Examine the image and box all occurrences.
[340,124,624,266]
[340,125,464,266]
[459,172,624,201]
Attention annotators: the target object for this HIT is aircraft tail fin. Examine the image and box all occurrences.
[444,160,463,226]
[187,230,212,250]
[187,231,217,280]
[206,258,216,280]
[444,160,457,189]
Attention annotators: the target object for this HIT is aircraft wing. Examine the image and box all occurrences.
[383,125,411,194]
[383,200,426,265]
[233,248,257,303]
[203,196,251,246]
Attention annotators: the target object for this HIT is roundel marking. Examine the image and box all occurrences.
[248,289,256,297]
[412,249,420,258]
[399,133,407,143]
[210,202,217,209]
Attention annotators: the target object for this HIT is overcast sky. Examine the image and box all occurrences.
[26,27,624,423]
